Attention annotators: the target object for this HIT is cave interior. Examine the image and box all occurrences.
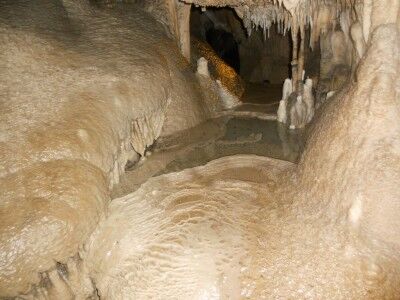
[0,0,399,298]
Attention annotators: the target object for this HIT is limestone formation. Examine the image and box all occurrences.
[196,57,210,77]
[303,78,315,123]
[1,0,399,298]
[277,78,292,123]
[0,0,211,296]
[277,77,314,129]
[216,79,242,109]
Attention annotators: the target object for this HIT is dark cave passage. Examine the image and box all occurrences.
[205,27,240,73]
[190,5,324,90]
[190,6,294,85]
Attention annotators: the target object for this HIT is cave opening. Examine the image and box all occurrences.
[190,6,241,73]
[205,24,240,73]
[190,5,322,106]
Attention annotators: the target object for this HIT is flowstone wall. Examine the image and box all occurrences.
[0,0,214,297]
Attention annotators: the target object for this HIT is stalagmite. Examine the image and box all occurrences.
[277,78,292,123]
[282,78,293,101]
[196,57,210,77]
[278,76,314,127]
[303,78,314,123]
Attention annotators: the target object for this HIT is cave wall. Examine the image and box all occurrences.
[0,0,215,297]
[296,0,400,248]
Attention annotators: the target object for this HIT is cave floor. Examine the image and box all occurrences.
[112,86,304,199]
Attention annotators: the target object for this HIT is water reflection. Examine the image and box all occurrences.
[159,117,304,175]
[112,113,305,198]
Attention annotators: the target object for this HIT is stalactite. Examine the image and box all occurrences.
[239,4,290,38]
[187,0,356,46]
[130,109,166,158]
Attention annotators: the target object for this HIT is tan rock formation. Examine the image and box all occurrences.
[84,0,400,298]
[0,0,215,296]
[1,0,399,298]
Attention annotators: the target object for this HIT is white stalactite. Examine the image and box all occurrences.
[130,108,166,158]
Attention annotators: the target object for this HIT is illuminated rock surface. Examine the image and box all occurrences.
[1,0,399,298]
[0,1,214,296]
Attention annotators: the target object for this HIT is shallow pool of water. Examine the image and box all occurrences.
[157,117,304,175]
[112,112,305,198]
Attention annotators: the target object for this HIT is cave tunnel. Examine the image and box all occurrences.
[1,0,400,299]
[190,6,322,105]
[190,6,241,73]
